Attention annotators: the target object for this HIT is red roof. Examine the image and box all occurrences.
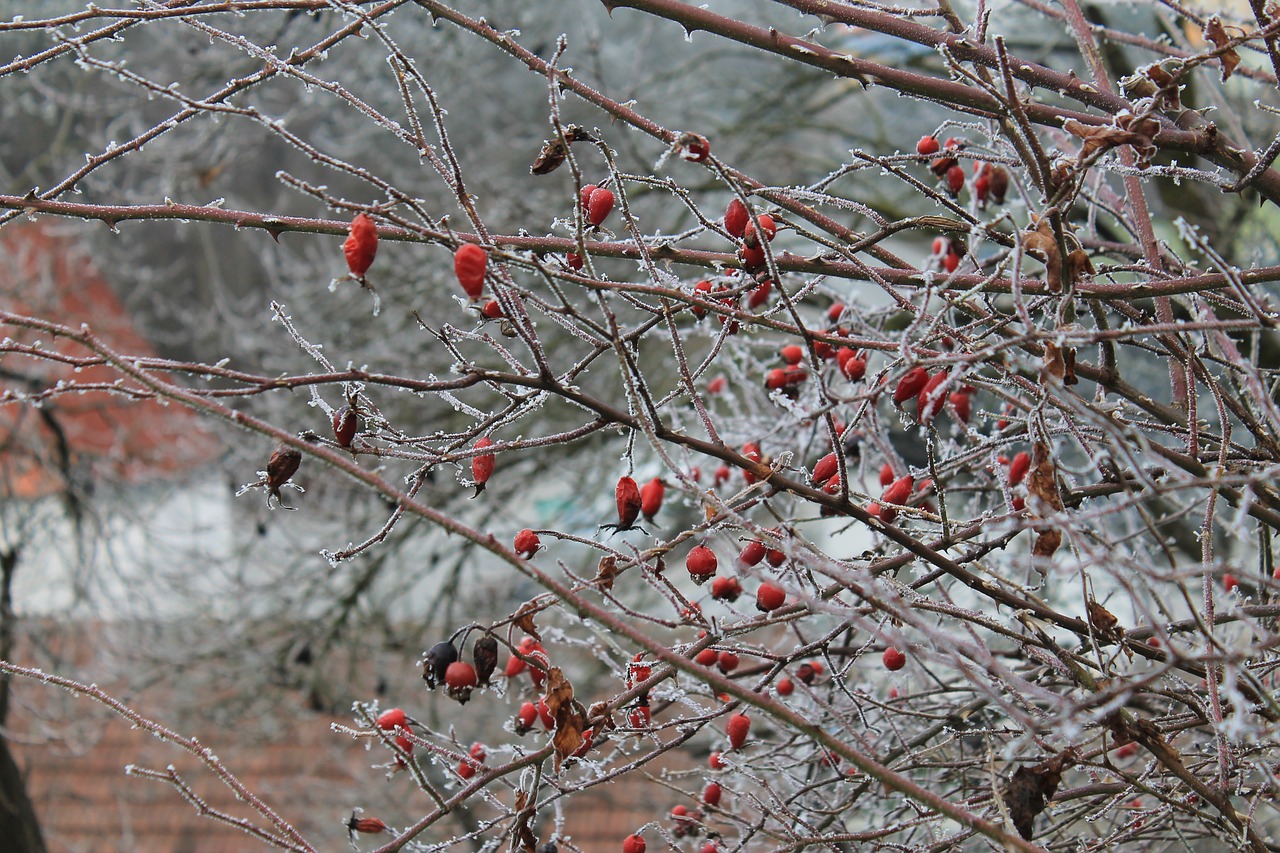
[0,223,217,497]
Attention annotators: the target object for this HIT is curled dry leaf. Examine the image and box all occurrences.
[513,601,542,642]
[1086,599,1125,645]
[595,555,619,592]
[545,667,589,772]
[1029,441,1064,558]
[1063,115,1158,168]
[529,125,589,175]
[1002,749,1076,840]
[1204,17,1242,82]
[1022,216,1063,292]
[512,789,537,853]
[1041,342,1077,386]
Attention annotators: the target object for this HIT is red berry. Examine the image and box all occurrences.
[394,734,414,754]
[628,704,651,728]
[879,463,895,487]
[839,352,866,381]
[471,437,495,494]
[974,170,991,205]
[717,651,740,674]
[765,546,785,568]
[696,647,719,666]
[893,366,930,406]
[776,676,794,696]
[711,575,743,602]
[706,375,726,394]
[740,243,766,269]
[469,742,486,761]
[780,344,804,365]
[742,442,762,484]
[811,452,838,486]
[587,187,615,227]
[679,132,711,162]
[453,243,488,301]
[1113,742,1139,759]
[333,406,358,448]
[506,652,528,678]
[445,661,478,691]
[537,696,554,730]
[623,833,647,853]
[949,391,971,425]
[796,663,816,684]
[640,477,665,520]
[724,198,749,237]
[376,708,407,731]
[703,781,722,806]
[756,581,786,612]
[1224,573,1239,592]
[738,540,766,567]
[513,528,541,558]
[726,712,750,750]
[827,302,846,323]
[881,475,914,507]
[686,545,718,584]
[615,476,642,529]
[700,844,719,853]
[343,213,378,279]
[713,465,731,487]
[748,279,772,308]
[709,751,726,770]
[743,213,776,247]
[517,701,538,731]
[580,184,598,210]
[945,163,966,196]
[456,760,476,779]
[943,248,961,272]
[566,251,584,271]
[882,647,907,671]
[915,370,949,423]
[1008,451,1031,487]
[916,135,940,156]
[481,298,503,320]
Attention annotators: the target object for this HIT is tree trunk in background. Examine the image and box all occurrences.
[0,547,48,853]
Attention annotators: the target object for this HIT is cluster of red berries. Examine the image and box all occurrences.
[916,135,1008,206]
[890,366,974,427]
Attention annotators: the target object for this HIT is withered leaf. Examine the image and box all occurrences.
[595,555,618,592]
[1087,599,1125,644]
[1146,64,1181,111]
[1028,442,1064,515]
[1022,217,1063,293]
[529,125,590,175]
[545,668,589,772]
[587,701,617,731]
[513,601,542,641]
[1041,342,1066,386]
[1204,17,1242,81]
[1063,117,1157,168]
[1066,248,1094,293]
[511,790,537,853]
[1032,528,1062,558]
[1003,750,1076,840]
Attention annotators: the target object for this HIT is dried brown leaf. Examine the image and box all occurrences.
[1204,17,1242,81]
[1063,116,1157,168]
[514,602,542,642]
[1087,599,1125,644]
[545,668,588,772]
[1022,217,1064,293]
[1028,442,1064,515]
[595,556,618,592]
[1041,342,1066,386]
[1003,750,1076,840]
[1032,529,1062,558]
[511,791,537,853]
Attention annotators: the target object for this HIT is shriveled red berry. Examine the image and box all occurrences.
[640,478,665,520]
[686,545,718,584]
[776,676,794,696]
[724,198,749,237]
[513,528,541,558]
[343,213,378,279]
[333,406,358,448]
[587,187,615,227]
[882,647,907,671]
[453,243,488,301]
[881,475,914,507]
[916,135,940,156]
[989,165,1009,204]
[756,581,786,612]
[376,708,407,731]
[711,575,743,602]
[348,816,388,834]
[726,712,750,750]
[678,132,711,163]
[615,476,642,529]
[471,437,495,495]
[796,662,817,685]
[893,367,931,406]
[703,781,722,806]
[1008,451,1031,487]
[623,833,647,853]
